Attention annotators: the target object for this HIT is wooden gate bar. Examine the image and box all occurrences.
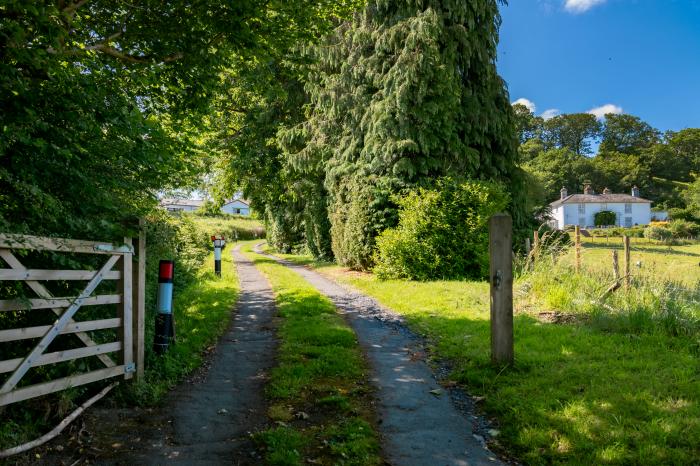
[0,269,121,281]
[0,318,122,343]
[0,366,126,407]
[118,238,133,379]
[0,342,122,374]
[0,295,122,312]
[0,234,134,255]
[0,250,116,368]
[0,254,120,394]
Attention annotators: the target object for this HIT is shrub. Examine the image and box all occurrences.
[644,225,673,241]
[594,210,616,226]
[373,179,509,281]
[668,219,699,239]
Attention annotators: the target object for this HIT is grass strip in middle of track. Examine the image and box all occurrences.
[242,245,381,466]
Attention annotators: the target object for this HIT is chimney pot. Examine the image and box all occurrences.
[560,187,568,200]
[603,187,611,195]
[584,184,594,195]
[632,186,640,197]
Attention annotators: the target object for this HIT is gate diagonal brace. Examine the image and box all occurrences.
[0,250,116,368]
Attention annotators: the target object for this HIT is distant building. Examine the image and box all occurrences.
[221,199,251,216]
[549,185,652,229]
[159,197,251,216]
[160,198,203,212]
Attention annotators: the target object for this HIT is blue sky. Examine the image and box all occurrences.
[497,0,700,132]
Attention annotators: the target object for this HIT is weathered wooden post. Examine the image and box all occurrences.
[533,230,540,249]
[623,235,631,290]
[525,237,531,256]
[489,214,514,365]
[612,250,619,281]
[575,226,581,272]
[119,238,134,380]
[132,220,146,381]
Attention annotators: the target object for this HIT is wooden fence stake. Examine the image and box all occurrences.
[525,237,531,256]
[575,226,581,272]
[533,230,540,249]
[133,220,146,381]
[489,214,514,365]
[612,250,619,281]
[623,235,631,290]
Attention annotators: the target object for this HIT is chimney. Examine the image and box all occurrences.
[583,184,594,195]
[632,186,640,197]
[560,187,568,200]
[603,187,611,195]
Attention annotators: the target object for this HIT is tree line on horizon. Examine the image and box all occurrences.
[513,104,700,217]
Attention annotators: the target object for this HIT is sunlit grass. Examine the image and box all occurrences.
[271,246,700,465]
[241,244,381,466]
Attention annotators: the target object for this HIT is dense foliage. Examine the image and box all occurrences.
[374,179,508,280]
[215,0,525,270]
[594,211,616,226]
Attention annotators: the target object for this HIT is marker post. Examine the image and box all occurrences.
[211,235,225,277]
[154,260,175,354]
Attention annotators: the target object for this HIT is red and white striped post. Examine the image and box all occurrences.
[153,260,175,354]
[211,235,225,277]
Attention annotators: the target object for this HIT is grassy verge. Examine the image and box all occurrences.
[121,249,239,405]
[241,244,381,466]
[268,246,700,466]
[0,250,238,451]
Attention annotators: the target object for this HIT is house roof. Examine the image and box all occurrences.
[550,193,651,209]
[160,198,204,207]
[222,198,250,207]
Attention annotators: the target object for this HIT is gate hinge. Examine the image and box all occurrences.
[124,362,136,374]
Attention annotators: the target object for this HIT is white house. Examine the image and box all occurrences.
[549,185,652,229]
[220,198,251,216]
[160,198,203,212]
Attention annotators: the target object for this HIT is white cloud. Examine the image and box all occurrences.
[512,98,536,113]
[541,108,560,120]
[587,104,623,119]
[564,0,607,13]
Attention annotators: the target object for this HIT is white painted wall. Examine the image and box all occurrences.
[554,202,651,228]
[164,204,199,212]
[221,200,250,216]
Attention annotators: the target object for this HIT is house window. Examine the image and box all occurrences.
[625,217,633,227]
[624,203,632,214]
[234,208,241,214]
[578,203,586,214]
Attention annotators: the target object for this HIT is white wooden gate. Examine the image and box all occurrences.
[0,232,145,406]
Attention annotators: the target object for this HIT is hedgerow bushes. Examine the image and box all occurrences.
[373,179,508,281]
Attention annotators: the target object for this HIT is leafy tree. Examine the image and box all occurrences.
[592,151,650,194]
[524,148,594,201]
[599,114,660,155]
[293,0,523,269]
[542,113,602,156]
[513,103,543,144]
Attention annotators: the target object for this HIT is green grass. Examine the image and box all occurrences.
[121,249,239,405]
[558,236,700,287]
[186,213,264,241]
[270,246,700,466]
[241,243,381,466]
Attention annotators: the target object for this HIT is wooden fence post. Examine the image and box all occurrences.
[575,226,581,272]
[525,237,531,256]
[623,235,631,290]
[489,214,514,365]
[119,238,133,380]
[533,230,540,249]
[612,250,619,281]
[132,220,146,381]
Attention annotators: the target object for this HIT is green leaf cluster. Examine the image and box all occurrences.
[374,179,509,280]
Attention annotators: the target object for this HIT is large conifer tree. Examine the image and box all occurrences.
[290,0,521,269]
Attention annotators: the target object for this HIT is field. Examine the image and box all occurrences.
[269,244,700,465]
[558,236,700,287]
[186,213,265,241]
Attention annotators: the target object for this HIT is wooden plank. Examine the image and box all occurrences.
[119,238,134,380]
[0,318,121,343]
[0,254,120,394]
[133,222,146,380]
[489,214,514,365]
[0,294,121,312]
[0,234,133,255]
[0,269,120,281]
[0,366,125,407]
[0,342,122,374]
[0,250,116,369]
